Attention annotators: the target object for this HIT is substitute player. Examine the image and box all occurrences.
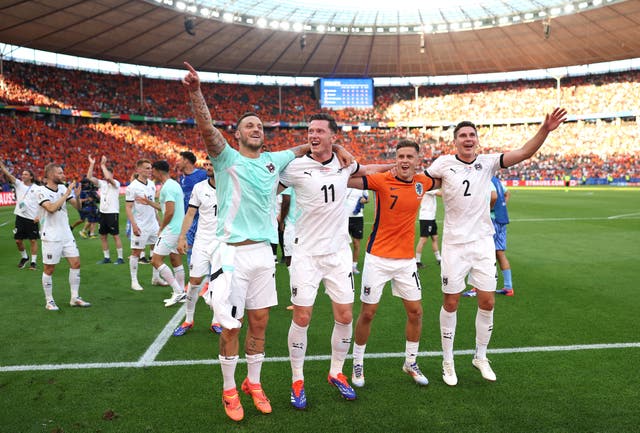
[38,163,91,310]
[348,140,435,388]
[426,107,567,386]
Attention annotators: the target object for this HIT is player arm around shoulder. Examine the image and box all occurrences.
[502,107,567,168]
[182,62,227,159]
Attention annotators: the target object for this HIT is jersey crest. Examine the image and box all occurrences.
[415,182,424,196]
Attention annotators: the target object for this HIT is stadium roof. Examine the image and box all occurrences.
[1,0,639,77]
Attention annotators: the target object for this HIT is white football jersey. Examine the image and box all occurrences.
[426,153,502,244]
[280,154,359,255]
[38,184,74,242]
[189,178,218,245]
[13,179,40,220]
[125,178,159,232]
[344,187,369,217]
[98,179,121,214]
[418,189,438,220]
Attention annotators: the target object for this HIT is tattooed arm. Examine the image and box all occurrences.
[182,62,227,159]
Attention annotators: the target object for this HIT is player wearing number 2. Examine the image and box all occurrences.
[279,113,391,409]
[347,140,435,388]
[426,107,567,386]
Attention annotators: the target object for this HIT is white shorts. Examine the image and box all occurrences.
[153,233,179,256]
[208,242,277,325]
[189,239,219,278]
[361,253,422,303]
[440,236,497,294]
[283,223,295,257]
[130,230,158,251]
[42,239,79,265]
[289,243,354,307]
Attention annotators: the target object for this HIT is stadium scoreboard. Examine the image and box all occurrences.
[319,78,374,109]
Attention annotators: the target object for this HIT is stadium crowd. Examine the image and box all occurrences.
[1,60,639,123]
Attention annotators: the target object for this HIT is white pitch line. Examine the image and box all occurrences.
[1,342,639,373]
[364,215,640,226]
[137,304,186,365]
[608,212,640,219]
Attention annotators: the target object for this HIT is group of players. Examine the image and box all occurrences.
[2,61,567,423]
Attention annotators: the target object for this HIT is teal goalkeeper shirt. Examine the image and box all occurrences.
[211,144,295,244]
[159,178,185,235]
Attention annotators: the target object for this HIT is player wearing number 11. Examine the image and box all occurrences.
[426,107,567,386]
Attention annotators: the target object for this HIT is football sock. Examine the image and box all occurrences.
[42,273,53,302]
[246,353,265,384]
[502,269,513,289]
[69,268,80,299]
[116,248,123,260]
[174,265,185,291]
[129,255,139,284]
[329,320,352,377]
[435,250,442,261]
[157,264,181,294]
[352,343,366,367]
[20,250,28,259]
[415,253,421,262]
[288,321,308,382]
[185,281,204,323]
[219,355,239,390]
[440,306,457,362]
[475,308,494,360]
[31,254,37,263]
[103,250,110,260]
[405,340,419,365]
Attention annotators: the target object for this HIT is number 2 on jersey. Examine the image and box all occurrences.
[462,180,471,196]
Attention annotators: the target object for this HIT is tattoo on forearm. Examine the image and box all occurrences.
[189,90,225,157]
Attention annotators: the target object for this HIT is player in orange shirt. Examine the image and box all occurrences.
[347,140,437,387]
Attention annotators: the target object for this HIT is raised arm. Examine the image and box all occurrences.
[347,177,365,189]
[86,155,99,186]
[182,62,227,159]
[100,156,117,187]
[0,161,17,184]
[355,163,394,176]
[502,107,567,168]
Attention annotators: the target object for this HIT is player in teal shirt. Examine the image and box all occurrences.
[159,177,185,236]
[182,62,352,422]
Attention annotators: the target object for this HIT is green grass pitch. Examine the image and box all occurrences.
[0,187,638,432]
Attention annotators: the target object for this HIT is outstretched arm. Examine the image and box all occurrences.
[182,62,227,159]
[356,163,394,176]
[0,161,17,184]
[502,107,567,168]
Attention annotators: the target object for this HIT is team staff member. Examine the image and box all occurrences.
[348,140,434,388]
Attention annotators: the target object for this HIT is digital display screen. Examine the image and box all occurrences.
[320,78,374,109]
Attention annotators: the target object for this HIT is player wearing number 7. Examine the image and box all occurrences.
[426,107,567,386]
[348,139,436,388]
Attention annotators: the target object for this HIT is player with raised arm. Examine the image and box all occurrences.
[426,108,567,386]
[173,160,222,336]
[87,155,124,265]
[0,160,40,270]
[37,163,91,310]
[279,113,392,409]
[348,140,435,388]
[182,62,353,422]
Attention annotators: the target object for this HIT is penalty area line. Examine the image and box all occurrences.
[1,342,639,373]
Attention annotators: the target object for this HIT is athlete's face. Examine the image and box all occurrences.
[235,115,264,152]
[137,163,152,181]
[454,126,479,162]
[48,167,66,185]
[308,120,335,156]
[202,160,214,177]
[21,170,33,184]
[395,146,419,180]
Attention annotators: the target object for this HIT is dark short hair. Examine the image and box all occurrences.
[309,113,338,133]
[179,151,197,165]
[396,140,419,153]
[236,112,261,128]
[152,160,170,173]
[453,121,477,139]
